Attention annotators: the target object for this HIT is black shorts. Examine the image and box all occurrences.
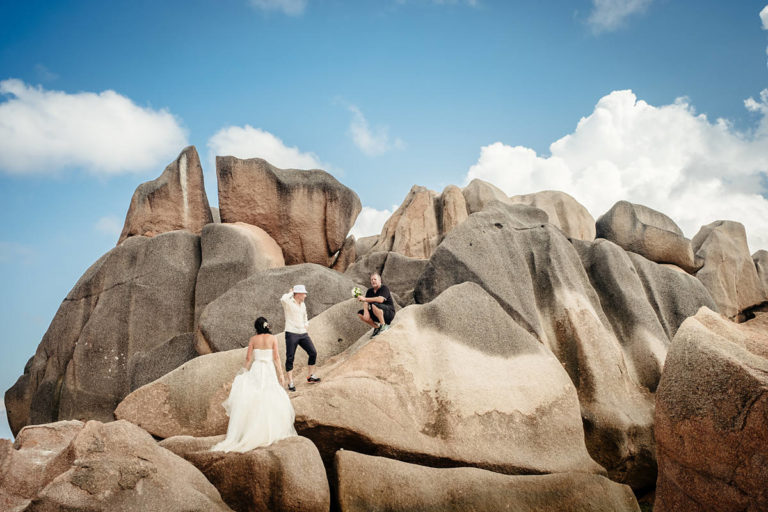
[358,303,395,324]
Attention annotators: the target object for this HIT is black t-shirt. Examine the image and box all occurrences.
[365,285,393,307]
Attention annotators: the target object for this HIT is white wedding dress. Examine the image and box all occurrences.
[211,349,297,452]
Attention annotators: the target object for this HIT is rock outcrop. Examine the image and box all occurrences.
[294,283,604,477]
[118,146,213,245]
[5,231,200,435]
[194,222,284,327]
[160,435,329,512]
[1,420,230,511]
[368,184,469,259]
[330,234,356,272]
[596,200,699,272]
[414,202,679,489]
[754,249,768,297]
[196,264,357,353]
[692,220,766,320]
[510,189,596,241]
[655,308,768,511]
[217,156,361,266]
[336,451,640,512]
[117,299,369,438]
[462,178,511,213]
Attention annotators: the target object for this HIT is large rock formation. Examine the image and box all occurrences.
[754,249,768,298]
[194,222,284,327]
[414,202,684,489]
[462,178,511,213]
[573,238,717,391]
[336,451,640,512]
[655,308,768,511]
[160,435,329,512]
[217,156,361,265]
[6,231,200,435]
[596,200,699,272]
[118,146,213,245]
[116,299,369,438]
[368,184,468,259]
[692,220,766,320]
[294,283,604,477]
[196,264,357,353]
[510,189,596,241]
[0,420,230,511]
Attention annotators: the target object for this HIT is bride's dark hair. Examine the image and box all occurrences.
[254,316,271,334]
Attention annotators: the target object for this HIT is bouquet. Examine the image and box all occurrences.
[351,286,363,298]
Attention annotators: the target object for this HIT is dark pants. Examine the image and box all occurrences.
[285,332,317,372]
[358,303,395,325]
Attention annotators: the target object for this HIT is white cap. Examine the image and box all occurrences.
[293,284,308,294]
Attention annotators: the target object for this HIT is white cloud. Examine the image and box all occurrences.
[95,216,123,237]
[248,0,306,16]
[350,206,395,238]
[0,79,187,176]
[466,89,768,252]
[760,5,768,30]
[207,125,326,170]
[348,105,404,156]
[587,0,652,34]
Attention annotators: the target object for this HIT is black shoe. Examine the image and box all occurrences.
[288,383,296,392]
[371,326,381,338]
[307,375,321,383]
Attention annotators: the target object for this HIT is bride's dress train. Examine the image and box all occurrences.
[211,349,297,452]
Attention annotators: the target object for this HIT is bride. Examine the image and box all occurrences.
[211,317,297,452]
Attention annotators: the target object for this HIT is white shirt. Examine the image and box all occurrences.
[281,292,309,334]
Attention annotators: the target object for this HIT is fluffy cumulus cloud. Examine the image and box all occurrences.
[207,125,326,170]
[0,79,187,175]
[761,4,768,30]
[248,0,306,16]
[348,105,404,156]
[587,0,652,34]
[350,206,395,238]
[466,89,768,251]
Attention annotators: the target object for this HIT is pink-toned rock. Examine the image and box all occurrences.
[596,200,699,272]
[692,220,767,320]
[655,307,768,511]
[331,235,356,272]
[217,156,361,266]
[752,249,768,297]
[369,184,469,259]
[160,435,329,512]
[0,420,84,511]
[462,178,511,213]
[1,420,230,511]
[510,189,596,241]
[118,146,213,245]
[336,451,640,512]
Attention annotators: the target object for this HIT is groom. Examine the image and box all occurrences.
[280,285,321,392]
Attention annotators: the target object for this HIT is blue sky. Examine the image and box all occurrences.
[2,0,768,439]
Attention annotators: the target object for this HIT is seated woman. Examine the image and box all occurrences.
[211,317,297,452]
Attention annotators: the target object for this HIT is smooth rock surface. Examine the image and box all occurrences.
[196,264,356,353]
[596,200,699,272]
[510,189,596,241]
[217,156,361,265]
[161,435,329,512]
[336,450,640,512]
[118,146,213,245]
[331,235,356,272]
[294,282,604,477]
[5,231,200,435]
[754,250,768,296]
[462,178,511,213]
[692,220,766,320]
[414,203,658,488]
[117,299,369,438]
[353,235,377,261]
[655,308,768,511]
[194,222,284,328]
